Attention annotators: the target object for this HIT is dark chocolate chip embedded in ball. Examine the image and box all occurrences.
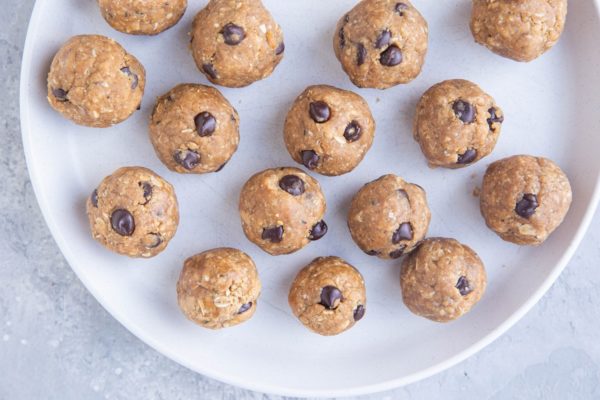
[353,304,365,321]
[279,175,305,196]
[120,67,138,89]
[339,27,346,47]
[453,100,475,124]
[52,88,68,102]
[457,148,478,164]
[275,42,285,55]
[395,2,409,15]
[238,302,252,314]
[194,112,216,137]
[376,29,392,49]
[139,182,152,205]
[221,23,246,45]
[90,189,99,208]
[344,121,362,142]
[392,222,413,244]
[320,286,342,310]
[309,101,331,123]
[487,107,504,131]
[262,225,284,243]
[515,193,539,219]
[144,233,163,249]
[357,43,367,66]
[366,249,380,256]
[202,63,218,80]
[455,276,473,296]
[300,150,320,170]
[380,45,402,66]
[111,209,135,236]
[308,220,328,241]
[174,149,201,170]
[389,246,406,259]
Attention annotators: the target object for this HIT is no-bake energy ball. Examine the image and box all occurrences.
[283,85,376,176]
[401,238,487,322]
[177,248,261,329]
[289,256,367,336]
[480,155,572,245]
[239,167,328,256]
[470,0,568,62]
[98,0,187,35]
[190,0,285,88]
[149,84,240,174]
[47,35,145,128]
[413,79,504,168]
[348,174,431,259]
[333,0,428,89]
[86,166,179,258]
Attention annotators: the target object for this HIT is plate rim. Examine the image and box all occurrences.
[19,0,600,397]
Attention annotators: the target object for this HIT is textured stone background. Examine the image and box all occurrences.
[2,1,600,399]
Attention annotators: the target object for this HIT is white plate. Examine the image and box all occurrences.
[20,0,600,397]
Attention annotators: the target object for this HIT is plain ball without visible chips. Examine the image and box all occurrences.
[98,0,187,35]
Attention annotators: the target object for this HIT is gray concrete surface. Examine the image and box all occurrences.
[2,1,600,399]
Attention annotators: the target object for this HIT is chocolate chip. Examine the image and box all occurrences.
[380,45,402,66]
[457,148,477,164]
[320,286,342,310]
[300,150,320,170]
[120,67,138,89]
[353,305,365,321]
[144,233,163,249]
[487,107,504,131]
[344,14,350,23]
[262,226,284,243]
[309,220,328,241]
[389,246,406,259]
[139,182,152,205]
[202,63,218,80]
[392,223,413,244]
[455,276,472,296]
[515,193,538,219]
[52,88,68,102]
[221,23,246,45]
[357,43,367,66]
[309,101,331,123]
[136,103,141,111]
[90,189,98,208]
[215,162,228,172]
[344,121,362,142]
[174,149,201,170]
[453,100,475,124]
[376,29,392,49]
[279,175,305,196]
[275,42,285,55]
[395,2,409,15]
[111,209,135,236]
[194,112,216,137]
[366,249,380,256]
[238,302,252,314]
[339,27,346,47]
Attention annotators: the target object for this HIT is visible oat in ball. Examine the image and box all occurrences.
[98,0,187,35]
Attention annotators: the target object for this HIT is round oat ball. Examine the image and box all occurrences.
[239,167,327,256]
[288,256,366,336]
[401,238,487,322]
[177,248,261,329]
[283,85,376,176]
[149,84,239,174]
[413,79,504,168]
[190,0,285,88]
[333,0,428,89]
[470,0,568,62]
[98,0,187,35]
[348,174,431,259]
[480,155,572,245]
[86,166,179,258]
[47,35,145,128]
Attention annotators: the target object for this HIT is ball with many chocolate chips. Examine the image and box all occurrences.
[400,238,487,322]
[149,84,239,174]
[47,35,145,128]
[470,0,568,62]
[177,248,261,329]
[333,0,428,89]
[283,85,376,176]
[86,166,179,258]
[348,174,431,260]
[98,0,187,35]
[239,167,327,255]
[480,155,572,245]
[288,256,366,336]
[413,79,504,169]
[190,0,284,88]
